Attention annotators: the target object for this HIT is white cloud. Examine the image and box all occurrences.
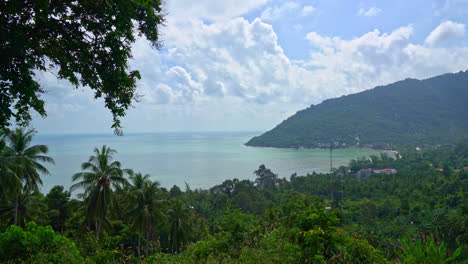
[62,104,85,112]
[118,20,468,130]
[434,0,468,17]
[41,103,85,119]
[425,20,465,46]
[260,2,300,21]
[358,6,382,17]
[33,13,468,133]
[293,24,303,31]
[138,18,468,111]
[166,0,269,22]
[161,18,295,102]
[304,24,468,98]
[260,2,315,21]
[301,5,316,16]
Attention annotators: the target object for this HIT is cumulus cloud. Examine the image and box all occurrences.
[304,24,468,97]
[134,17,468,110]
[425,20,465,46]
[358,6,382,17]
[166,0,269,22]
[33,10,468,133]
[161,18,296,103]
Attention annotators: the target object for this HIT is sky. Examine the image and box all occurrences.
[33,0,468,134]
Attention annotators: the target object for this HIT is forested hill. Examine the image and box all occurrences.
[246,70,468,149]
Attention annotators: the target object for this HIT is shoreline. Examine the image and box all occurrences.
[243,143,395,152]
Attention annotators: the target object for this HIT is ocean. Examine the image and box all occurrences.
[32,132,383,193]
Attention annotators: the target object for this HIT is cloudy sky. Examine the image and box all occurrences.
[33,0,468,134]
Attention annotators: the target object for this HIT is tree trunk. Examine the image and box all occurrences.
[145,225,150,257]
[137,235,141,260]
[96,211,103,239]
[13,192,19,225]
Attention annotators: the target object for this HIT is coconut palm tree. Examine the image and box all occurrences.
[0,132,16,199]
[1,128,54,225]
[127,172,166,257]
[0,187,46,226]
[167,199,192,253]
[71,145,130,239]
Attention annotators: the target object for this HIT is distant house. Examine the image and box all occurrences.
[435,168,444,172]
[356,167,397,181]
[454,167,468,172]
[356,168,373,181]
[373,168,397,174]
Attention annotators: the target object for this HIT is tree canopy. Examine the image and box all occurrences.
[0,129,467,262]
[0,0,164,134]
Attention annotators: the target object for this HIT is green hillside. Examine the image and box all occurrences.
[246,70,468,149]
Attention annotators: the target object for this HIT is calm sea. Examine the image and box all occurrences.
[32,132,382,193]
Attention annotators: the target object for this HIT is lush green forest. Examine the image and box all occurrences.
[246,70,468,149]
[0,128,467,263]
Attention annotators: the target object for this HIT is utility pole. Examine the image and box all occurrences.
[341,172,343,208]
[330,143,333,209]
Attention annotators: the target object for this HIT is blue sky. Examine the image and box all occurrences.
[33,0,468,134]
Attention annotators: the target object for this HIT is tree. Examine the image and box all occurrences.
[0,131,17,199]
[70,145,130,238]
[46,185,71,232]
[127,172,166,257]
[169,185,182,198]
[358,199,377,225]
[167,199,192,253]
[0,0,165,134]
[254,165,277,189]
[0,188,46,227]
[1,128,54,225]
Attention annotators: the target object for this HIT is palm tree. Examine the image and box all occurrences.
[127,172,166,257]
[0,132,16,199]
[167,199,192,253]
[70,145,130,238]
[1,128,54,225]
[46,185,72,232]
[0,187,46,226]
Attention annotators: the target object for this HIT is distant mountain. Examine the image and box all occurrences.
[246,70,468,149]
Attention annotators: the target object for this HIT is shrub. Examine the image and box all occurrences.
[395,236,464,264]
[0,222,83,264]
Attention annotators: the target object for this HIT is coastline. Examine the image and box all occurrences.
[243,143,395,152]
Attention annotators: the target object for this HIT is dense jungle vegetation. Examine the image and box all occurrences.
[246,70,468,149]
[0,128,467,263]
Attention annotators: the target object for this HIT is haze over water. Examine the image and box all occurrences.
[33,132,383,193]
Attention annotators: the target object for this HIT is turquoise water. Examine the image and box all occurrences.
[32,132,382,193]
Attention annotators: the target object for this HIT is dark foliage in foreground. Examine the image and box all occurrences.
[0,0,164,133]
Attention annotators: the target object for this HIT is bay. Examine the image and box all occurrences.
[32,132,383,193]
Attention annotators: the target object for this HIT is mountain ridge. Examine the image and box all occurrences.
[246,70,468,149]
